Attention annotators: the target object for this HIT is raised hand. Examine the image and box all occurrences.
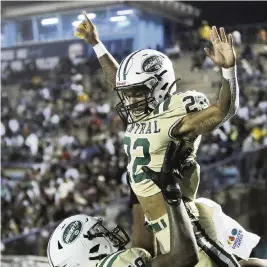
[204,26,236,68]
[74,11,100,46]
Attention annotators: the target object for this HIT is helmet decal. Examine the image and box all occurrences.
[141,55,164,73]
[58,241,63,250]
[62,220,83,244]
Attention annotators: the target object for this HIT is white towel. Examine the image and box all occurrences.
[195,198,260,260]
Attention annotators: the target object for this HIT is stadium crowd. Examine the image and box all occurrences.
[1,55,129,242]
[1,27,267,256]
[191,25,267,190]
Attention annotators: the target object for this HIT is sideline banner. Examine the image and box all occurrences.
[1,40,87,71]
[1,38,133,71]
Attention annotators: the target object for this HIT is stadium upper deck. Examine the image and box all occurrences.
[1,1,200,48]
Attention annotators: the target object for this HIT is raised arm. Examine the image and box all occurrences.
[147,200,199,267]
[142,142,199,267]
[172,26,239,140]
[74,11,119,89]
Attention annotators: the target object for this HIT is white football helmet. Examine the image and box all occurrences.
[115,49,179,124]
[47,214,130,267]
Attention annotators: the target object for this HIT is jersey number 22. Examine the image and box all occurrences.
[124,137,151,183]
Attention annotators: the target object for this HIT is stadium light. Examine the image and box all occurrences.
[78,13,96,20]
[41,18,59,26]
[117,20,131,28]
[116,9,134,15]
[109,16,127,22]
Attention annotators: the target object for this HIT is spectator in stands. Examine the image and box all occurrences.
[191,46,206,71]
[232,30,242,46]
[242,45,254,61]
[242,127,266,153]
[156,44,163,53]
[1,63,14,86]
[198,20,211,47]
[257,28,267,44]
[165,41,181,59]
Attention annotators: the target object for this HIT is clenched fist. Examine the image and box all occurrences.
[74,11,100,46]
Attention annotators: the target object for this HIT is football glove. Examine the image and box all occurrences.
[142,141,193,205]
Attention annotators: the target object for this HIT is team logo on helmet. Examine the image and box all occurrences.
[142,55,163,73]
[62,221,83,244]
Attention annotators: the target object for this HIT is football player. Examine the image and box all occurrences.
[47,141,266,267]
[75,11,239,260]
[47,142,200,267]
[141,151,265,267]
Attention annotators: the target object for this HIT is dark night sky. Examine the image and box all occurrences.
[2,1,267,27]
[186,1,267,27]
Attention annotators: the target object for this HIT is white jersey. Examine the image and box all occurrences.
[124,90,210,199]
[97,246,217,267]
[98,248,151,267]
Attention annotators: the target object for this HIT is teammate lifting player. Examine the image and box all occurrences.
[47,141,199,267]
[47,141,266,267]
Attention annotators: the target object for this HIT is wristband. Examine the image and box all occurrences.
[93,42,108,58]
[222,65,237,80]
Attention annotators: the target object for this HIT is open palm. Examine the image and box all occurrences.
[204,26,236,68]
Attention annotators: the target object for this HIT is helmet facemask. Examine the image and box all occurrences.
[115,76,159,124]
[84,218,130,252]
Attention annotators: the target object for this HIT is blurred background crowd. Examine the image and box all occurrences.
[1,0,267,261]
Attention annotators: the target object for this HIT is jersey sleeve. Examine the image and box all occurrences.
[168,90,210,114]
[152,91,209,121]
[189,91,210,111]
[160,91,210,139]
